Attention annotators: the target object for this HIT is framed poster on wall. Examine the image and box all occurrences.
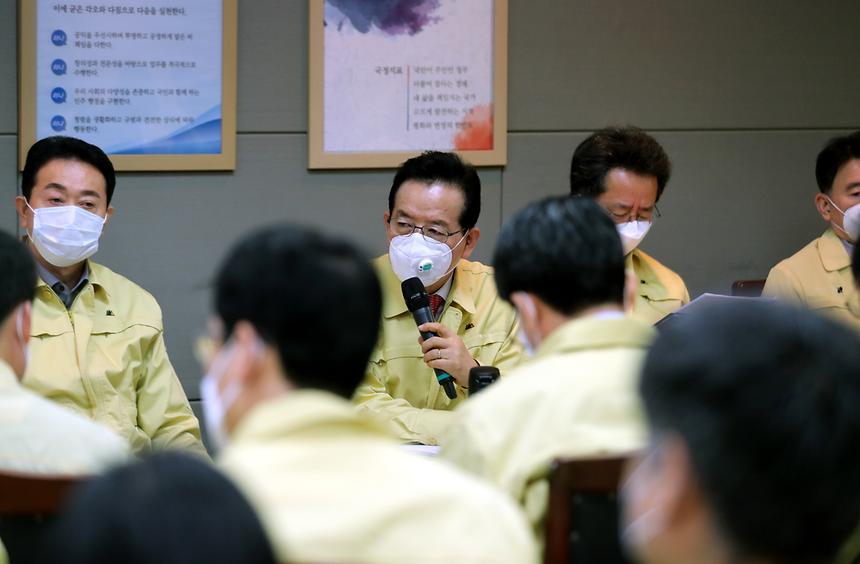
[19,0,237,171]
[309,0,507,169]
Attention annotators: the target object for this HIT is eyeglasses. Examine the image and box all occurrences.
[604,204,662,223]
[391,219,467,244]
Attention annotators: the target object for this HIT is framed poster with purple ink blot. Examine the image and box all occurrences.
[18,0,237,171]
[309,0,508,169]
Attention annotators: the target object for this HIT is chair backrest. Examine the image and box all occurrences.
[544,454,635,564]
[731,279,766,297]
[0,470,81,515]
[0,470,84,564]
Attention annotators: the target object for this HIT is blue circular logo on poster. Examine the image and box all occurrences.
[51,59,67,75]
[51,87,67,104]
[51,30,67,46]
[51,115,66,132]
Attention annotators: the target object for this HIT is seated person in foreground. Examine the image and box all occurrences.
[441,196,655,539]
[0,229,129,475]
[14,136,204,454]
[622,300,860,564]
[353,151,523,445]
[763,131,860,332]
[570,126,689,324]
[37,451,277,564]
[204,224,537,563]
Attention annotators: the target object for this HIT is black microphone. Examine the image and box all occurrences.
[401,277,457,400]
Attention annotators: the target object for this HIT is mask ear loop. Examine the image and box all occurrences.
[218,335,267,409]
[826,197,856,241]
[436,228,471,282]
[24,202,36,240]
[511,291,539,354]
[16,304,26,343]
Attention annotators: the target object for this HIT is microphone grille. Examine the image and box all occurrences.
[401,277,430,312]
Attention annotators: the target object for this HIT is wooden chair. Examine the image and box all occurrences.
[0,470,84,564]
[544,454,636,564]
[730,279,766,297]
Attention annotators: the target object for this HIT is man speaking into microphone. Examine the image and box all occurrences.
[353,151,523,445]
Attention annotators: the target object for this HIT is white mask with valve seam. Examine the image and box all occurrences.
[27,203,106,267]
[389,231,468,287]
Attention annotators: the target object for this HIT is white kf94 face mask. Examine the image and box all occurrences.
[27,203,106,268]
[388,231,468,287]
[617,220,652,255]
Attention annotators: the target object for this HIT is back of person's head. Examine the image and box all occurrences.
[215,224,381,398]
[389,151,482,229]
[634,301,860,564]
[38,451,278,564]
[569,126,671,201]
[22,136,116,204]
[494,196,625,314]
[815,131,860,193]
[0,230,36,325]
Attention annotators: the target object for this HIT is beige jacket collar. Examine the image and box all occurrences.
[818,228,852,273]
[535,315,655,360]
[231,389,391,445]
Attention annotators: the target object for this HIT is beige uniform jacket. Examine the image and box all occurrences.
[353,256,523,445]
[220,390,538,564]
[0,360,130,474]
[441,315,655,539]
[23,261,205,455]
[763,228,860,332]
[628,249,690,325]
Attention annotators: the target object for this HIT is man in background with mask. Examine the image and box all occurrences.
[353,151,523,445]
[622,300,860,564]
[204,224,537,564]
[570,126,689,324]
[14,136,204,454]
[441,196,654,543]
[0,229,129,473]
[763,131,860,332]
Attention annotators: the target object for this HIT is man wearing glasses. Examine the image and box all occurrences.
[570,126,690,324]
[353,151,523,445]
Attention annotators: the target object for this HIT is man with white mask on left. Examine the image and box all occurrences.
[353,151,523,445]
[14,136,205,455]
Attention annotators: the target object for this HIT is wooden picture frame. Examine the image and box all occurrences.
[309,0,507,169]
[18,0,237,171]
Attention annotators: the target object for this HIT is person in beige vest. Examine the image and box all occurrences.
[622,300,860,564]
[201,224,537,564]
[0,229,129,476]
[763,131,860,332]
[570,126,689,324]
[442,196,655,544]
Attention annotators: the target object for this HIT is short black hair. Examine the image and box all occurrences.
[640,301,860,564]
[388,151,481,229]
[38,451,278,564]
[215,224,381,398]
[569,126,671,201]
[0,230,36,323]
[22,136,116,204]
[815,131,860,193]
[494,196,625,314]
